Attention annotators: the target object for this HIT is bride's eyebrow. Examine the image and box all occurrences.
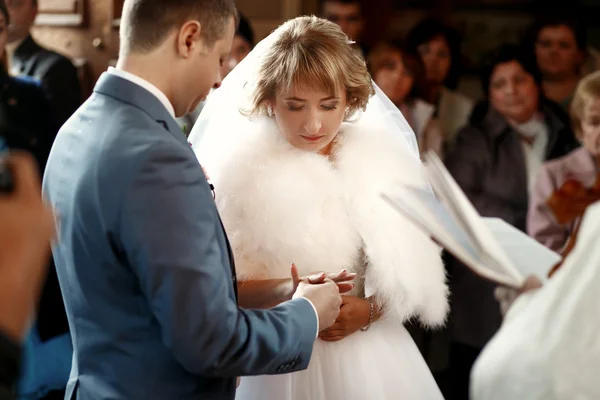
[283,96,339,101]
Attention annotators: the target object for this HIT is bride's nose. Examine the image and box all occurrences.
[304,114,322,135]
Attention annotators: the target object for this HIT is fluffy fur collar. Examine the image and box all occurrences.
[200,118,448,327]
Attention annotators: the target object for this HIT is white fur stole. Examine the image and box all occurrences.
[198,118,448,327]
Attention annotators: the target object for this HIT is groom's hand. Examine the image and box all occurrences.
[293,279,342,331]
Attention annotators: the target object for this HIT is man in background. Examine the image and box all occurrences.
[6,0,81,126]
[320,0,369,57]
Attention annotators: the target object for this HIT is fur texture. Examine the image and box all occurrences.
[199,118,448,327]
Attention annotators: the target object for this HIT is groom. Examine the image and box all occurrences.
[42,1,344,399]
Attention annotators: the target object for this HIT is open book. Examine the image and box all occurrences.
[382,152,561,288]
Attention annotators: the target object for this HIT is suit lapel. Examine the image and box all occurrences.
[12,36,41,76]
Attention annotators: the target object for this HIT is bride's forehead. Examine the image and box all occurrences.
[277,84,344,100]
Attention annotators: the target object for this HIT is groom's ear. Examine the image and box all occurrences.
[177,20,203,58]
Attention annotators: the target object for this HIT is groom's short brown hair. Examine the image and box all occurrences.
[120,0,238,54]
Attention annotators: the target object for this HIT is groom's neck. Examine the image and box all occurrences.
[116,53,175,104]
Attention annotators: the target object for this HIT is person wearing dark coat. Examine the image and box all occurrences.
[6,0,81,126]
[444,44,579,400]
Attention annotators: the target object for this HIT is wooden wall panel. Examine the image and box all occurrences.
[33,0,118,98]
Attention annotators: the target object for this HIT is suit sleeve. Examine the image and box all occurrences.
[40,57,82,126]
[527,165,568,252]
[119,139,317,377]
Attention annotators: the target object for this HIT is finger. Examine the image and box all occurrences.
[290,263,300,284]
[321,321,343,332]
[319,335,344,342]
[337,283,354,293]
[306,272,326,284]
[521,275,543,293]
[326,270,354,281]
[329,272,356,283]
[325,270,347,281]
[318,328,344,337]
[1,151,41,199]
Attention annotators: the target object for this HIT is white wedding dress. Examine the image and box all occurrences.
[237,318,441,400]
[188,18,448,400]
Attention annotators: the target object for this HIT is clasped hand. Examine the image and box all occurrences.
[290,264,369,340]
[290,263,355,295]
[318,295,371,342]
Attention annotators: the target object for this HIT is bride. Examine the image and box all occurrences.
[189,16,448,400]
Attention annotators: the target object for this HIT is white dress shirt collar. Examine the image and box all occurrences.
[107,67,175,118]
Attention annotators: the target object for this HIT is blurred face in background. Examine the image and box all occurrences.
[580,96,600,156]
[489,60,540,124]
[219,34,251,79]
[417,35,451,86]
[0,12,7,56]
[6,0,36,43]
[322,1,363,42]
[535,24,584,81]
[373,49,414,105]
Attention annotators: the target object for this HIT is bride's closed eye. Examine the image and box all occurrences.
[286,103,304,111]
[284,102,339,112]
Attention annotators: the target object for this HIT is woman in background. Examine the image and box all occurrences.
[369,41,443,158]
[528,70,600,252]
[406,18,473,149]
[445,44,578,400]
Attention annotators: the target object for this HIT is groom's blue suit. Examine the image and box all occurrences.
[42,72,317,399]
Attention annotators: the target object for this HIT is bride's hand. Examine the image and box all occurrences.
[318,295,370,342]
[290,264,356,295]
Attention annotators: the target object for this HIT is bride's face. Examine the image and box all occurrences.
[272,85,347,153]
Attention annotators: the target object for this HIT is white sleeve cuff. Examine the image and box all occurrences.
[298,297,319,338]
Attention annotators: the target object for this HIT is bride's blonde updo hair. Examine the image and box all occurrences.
[246,15,374,118]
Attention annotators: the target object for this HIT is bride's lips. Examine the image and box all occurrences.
[301,135,324,142]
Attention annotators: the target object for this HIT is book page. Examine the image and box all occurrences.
[483,218,560,282]
[423,153,524,284]
[381,188,522,288]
